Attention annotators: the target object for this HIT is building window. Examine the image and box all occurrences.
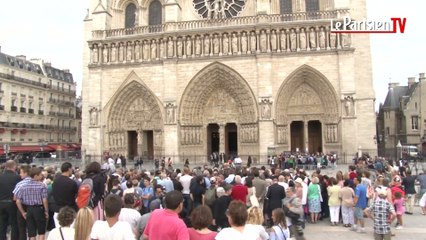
[415,102,418,110]
[148,0,162,26]
[125,3,137,28]
[386,127,390,136]
[280,0,292,14]
[305,0,319,11]
[11,99,16,107]
[412,116,419,130]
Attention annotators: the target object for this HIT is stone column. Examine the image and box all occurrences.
[137,130,143,157]
[304,121,309,153]
[219,124,226,157]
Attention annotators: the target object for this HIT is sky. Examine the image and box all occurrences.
[0,0,424,111]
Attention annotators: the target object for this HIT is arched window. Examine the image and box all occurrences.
[305,0,319,12]
[125,3,136,28]
[148,0,162,26]
[280,0,292,14]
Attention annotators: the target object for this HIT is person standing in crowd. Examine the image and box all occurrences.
[364,187,396,240]
[143,190,189,240]
[215,200,261,240]
[402,169,416,215]
[327,177,341,226]
[266,175,286,226]
[269,208,290,240]
[0,160,21,240]
[74,207,94,240]
[307,177,322,223]
[188,205,217,240]
[246,206,269,240]
[136,199,162,239]
[393,191,405,229]
[283,186,305,240]
[119,193,141,235]
[47,206,76,240]
[417,170,426,199]
[190,175,206,208]
[15,167,49,240]
[84,162,107,221]
[231,175,248,204]
[352,176,368,233]
[338,180,355,227]
[13,165,31,240]
[213,185,233,230]
[180,167,193,214]
[141,177,154,214]
[52,162,78,227]
[90,194,134,240]
[252,168,268,210]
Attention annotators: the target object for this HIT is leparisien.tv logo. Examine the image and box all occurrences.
[330,16,406,33]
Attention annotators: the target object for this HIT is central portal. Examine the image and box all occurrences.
[290,121,304,152]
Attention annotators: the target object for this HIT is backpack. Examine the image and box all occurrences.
[204,187,217,206]
[76,177,95,209]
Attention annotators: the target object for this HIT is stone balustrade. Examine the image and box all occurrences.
[91,10,349,40]
[88,22,352,66]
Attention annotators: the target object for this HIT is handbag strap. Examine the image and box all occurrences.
[59,227,65,240]
[277,225,287,240]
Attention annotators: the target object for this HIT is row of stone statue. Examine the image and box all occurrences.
[181,127,202,145]
[90,27,351,64]
[239,124,258,143]
[325,124,338,143]
[109,133,124,148]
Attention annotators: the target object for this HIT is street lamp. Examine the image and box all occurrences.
[38,140,47,166]
[396,140,402,162]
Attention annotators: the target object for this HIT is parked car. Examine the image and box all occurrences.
[33,152,52,162]
[16,153,34,164]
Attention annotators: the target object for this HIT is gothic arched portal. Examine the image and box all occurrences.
[106,78,163,159]
[179,62,258,159]
[275,65,340,153]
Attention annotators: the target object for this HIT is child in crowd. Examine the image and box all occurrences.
[393,191,404,229]
[419,191,426,215]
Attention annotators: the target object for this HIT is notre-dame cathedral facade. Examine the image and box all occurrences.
[82,0,377,162]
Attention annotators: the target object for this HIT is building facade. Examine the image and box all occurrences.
[82,0,377,162]
[377,73,426,159]
[0,48,81,147]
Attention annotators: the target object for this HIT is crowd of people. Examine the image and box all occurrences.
[0,154,425,240]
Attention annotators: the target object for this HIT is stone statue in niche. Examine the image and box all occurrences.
[177,39,183,57]
[290,29,297,51]
[204,36,211,55]
[344,96,354,116]
[231,33,238,53]
[240,32,247,53]
[309,28,316,49]
[186,37,192,56]
[167,38,174,57]
[134,42,140,60]
[89,107,98,126]
[195,36,201,55]
[92,45,98,63]
[260,100,271,119]
[213,35,220,54]
[223,34,229,54]
[259,31,267,52]
[102,45,108,63]
[280,30,286,51]
[166,107,175,123]
[250,32,257,52]
[126,42,133,61]
[341,33,351,48]
[299,29,307,50]
[118,43,124,62]
[143,41,149,60]
[332,125,337,142]
[329,33,336,49]
[159,39,164,58]
[318,28,326,49]
[151,40,157,59]
[110,44,116,62]
[270,31,277,51]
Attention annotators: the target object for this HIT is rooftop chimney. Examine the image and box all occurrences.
[16,55,26,61]
[63,69,70,73]
[388,82,400,89]
[44,62,51,67]
[408,77,416,89]
[420,73,425,82]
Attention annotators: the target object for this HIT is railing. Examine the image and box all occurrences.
[47,85,76,95]
[28,109,34,114]
[48,98,75,106]
[0,105,4,111]
[38,110,44,115]
[20,107,26,113]
[11,106,17,112]
[48,111,56,116]
[0,72,48,89]
[92,10,349,40]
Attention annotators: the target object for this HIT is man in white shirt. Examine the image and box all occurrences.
[179,167,193,214]
[119,194,141,235]
[90,194,134,240]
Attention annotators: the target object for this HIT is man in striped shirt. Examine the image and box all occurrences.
[15,167,48,240]
[13,165,31,240]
